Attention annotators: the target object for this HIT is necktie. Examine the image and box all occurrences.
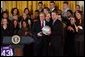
[52,21,55,25]
[41,21,44,28]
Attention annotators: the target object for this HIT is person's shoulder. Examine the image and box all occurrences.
[56,19,63,24]
[34,20,40,24]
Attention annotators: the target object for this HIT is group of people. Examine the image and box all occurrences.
[1,1,84,56]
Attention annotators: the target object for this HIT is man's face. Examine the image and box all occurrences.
[40,13,45,21]
[38,4,43,9]
[63,4,68,10]
[70,17,75,24]
[50,3,55,9]
[52,12,57,20]
[67,11,72,17]
[35,12,39,17]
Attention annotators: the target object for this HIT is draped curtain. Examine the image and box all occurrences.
[2,1,76,15]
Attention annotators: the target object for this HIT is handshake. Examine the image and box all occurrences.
[37,26,51,36]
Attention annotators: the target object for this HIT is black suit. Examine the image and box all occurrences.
[64,18,76,56]
[50,19,64,56]
[38,9,43,13]
[32,20,42,36]
[50,7,58,13]
[32,20,49,56]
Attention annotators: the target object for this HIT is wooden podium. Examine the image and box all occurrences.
[2,35,34,56]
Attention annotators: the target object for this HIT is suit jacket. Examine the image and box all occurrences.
[38,9,43,13]
[50,7,58,13]
[51,19,64,47]
[32,20,45,36]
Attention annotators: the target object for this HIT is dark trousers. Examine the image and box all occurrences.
[64,31,76,56]
[33,36,49,56]
[23,43,33,56]
[33,37,43,56]
[49,36,63,56]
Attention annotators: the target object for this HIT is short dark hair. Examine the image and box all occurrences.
[43,7,50,13]
[63,2,68,5]
[11,8,19,15]
[51,11,58,15]
[38,2,43,5]
[67,10,73,15]
[35,10,39,13]
[50,1,55,4]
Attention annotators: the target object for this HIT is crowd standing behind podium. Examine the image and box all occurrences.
[1,1,84,56]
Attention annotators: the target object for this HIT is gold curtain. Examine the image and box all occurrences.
[2,1,76,15]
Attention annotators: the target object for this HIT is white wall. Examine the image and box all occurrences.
[77,1,84,12]
[1,1,3,8]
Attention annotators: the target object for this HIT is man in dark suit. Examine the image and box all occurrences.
[50,11,64,56]
[37,2,44,13]
[49,1,58,13]
[32,12,48,56]
[62,2,70,25]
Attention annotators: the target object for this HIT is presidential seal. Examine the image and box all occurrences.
[12,35,20,44]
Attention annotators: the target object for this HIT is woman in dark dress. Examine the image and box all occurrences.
[18,20,33,56]
[1,18,12,46]
[18,20,30,36]
[2,10,12,25]
[74,10,84,56]
[1,18,12,36]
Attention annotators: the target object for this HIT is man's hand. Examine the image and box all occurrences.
[67,26,74,32]
[37,32,42,36]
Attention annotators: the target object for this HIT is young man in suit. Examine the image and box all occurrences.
[62,2,70,26]
[50,11,64,56]
[49,1,58,13]
[38,2,44,13]
[62,2,70,18]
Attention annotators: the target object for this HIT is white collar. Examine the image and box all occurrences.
[3,25,7,30]
[41,20,46,27]
[64,8,70,12]
[51,8,55,11]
